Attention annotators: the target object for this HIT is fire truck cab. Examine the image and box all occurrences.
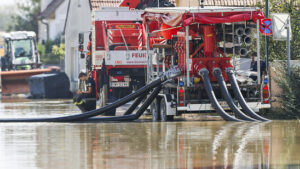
[90,7,148,112]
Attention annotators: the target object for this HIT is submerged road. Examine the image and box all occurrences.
[0,99,299,169]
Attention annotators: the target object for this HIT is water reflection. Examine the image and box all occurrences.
[0,100,299,169]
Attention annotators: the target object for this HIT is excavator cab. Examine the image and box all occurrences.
[1,32,40,70]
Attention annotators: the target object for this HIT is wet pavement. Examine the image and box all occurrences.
[0,99,299,169]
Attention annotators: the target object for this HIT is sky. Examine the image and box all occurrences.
[0,0,26,6]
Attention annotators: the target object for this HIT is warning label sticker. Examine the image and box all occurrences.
[115,25,135,29]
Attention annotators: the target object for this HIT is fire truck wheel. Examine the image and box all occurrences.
[151,98,160,121]
[160,97,174,122]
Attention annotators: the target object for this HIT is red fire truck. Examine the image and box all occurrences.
[91,7,146,110]
[80,1,270,121]
[79,1,174,114]
[142,6,271,121]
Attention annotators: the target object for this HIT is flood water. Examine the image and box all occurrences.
[0,99,299,169]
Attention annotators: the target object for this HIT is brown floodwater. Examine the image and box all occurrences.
[0,98,299,169]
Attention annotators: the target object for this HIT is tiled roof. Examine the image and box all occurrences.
[203,0,263,6]
[89,0,263,11]
[89,0,122,10]
[89,0,177,10]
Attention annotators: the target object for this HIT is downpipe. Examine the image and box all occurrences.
[226,68,270,122]
[213,68,257,121]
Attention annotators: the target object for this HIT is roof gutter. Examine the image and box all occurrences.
[63,0,71,35]
[41,19,49,41]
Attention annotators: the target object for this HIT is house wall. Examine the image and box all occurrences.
[64,0,91,92]
[41,0,53,10]
[49,1,68,40]
[39,0,68,42]
[39,0,52,42]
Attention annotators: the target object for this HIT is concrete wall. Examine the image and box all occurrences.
[64,0,91,92]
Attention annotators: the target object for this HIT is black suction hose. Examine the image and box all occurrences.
[199,68,242,122]
[123,93,148,115]
[0,67,181,122]
[226,69,269,122]
[213,68,257,121]
[0,80,156,122]
[81,85,162,122]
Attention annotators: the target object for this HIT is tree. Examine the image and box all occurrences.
[0,6,14,31]
[273,62,300,119]
[259,0,300,60]
[7,0,40,34]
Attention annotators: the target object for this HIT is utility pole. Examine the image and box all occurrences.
[287,18,291,76]
[0,60,1,100]
[265,0,269,72]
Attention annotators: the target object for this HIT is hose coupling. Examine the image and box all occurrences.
[163,66,182,80]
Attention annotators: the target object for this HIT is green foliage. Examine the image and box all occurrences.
[45,40,55,53]
[38,35,65,65]
[273,62,300,119]
[37,43,45,57]
[7,0,40,32]
[259,0,300,61]
[52,44,65,60]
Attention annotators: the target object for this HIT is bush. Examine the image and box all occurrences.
[52,43,65,60]
[38,36,65,65]
[273,62,300,119]
[258,0,300,61]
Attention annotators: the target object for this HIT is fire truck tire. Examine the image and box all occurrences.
[160,97,173,121]
[151,98,161,121]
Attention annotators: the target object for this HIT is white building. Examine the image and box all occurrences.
[38,0,68,43]
[64,0,91,92]
[64,0,121,92]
